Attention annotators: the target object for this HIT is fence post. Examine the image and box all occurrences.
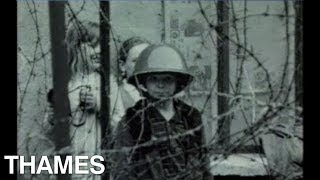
[295,1,303,117]
[217,0,230,147]
[48,1,71,180]
[100,1,111,179]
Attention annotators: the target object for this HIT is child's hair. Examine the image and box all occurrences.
[118,36,149,63]
[65,20,100,77]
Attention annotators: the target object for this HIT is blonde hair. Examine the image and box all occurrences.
[65,20,100,78]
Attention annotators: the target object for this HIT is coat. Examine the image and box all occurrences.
[111,99,211,180]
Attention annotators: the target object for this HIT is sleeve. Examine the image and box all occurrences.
[110,116,136,180]
[109,74,126,132]
[201,128,214,180]
[68,81,82,115]
[186,110,213,180]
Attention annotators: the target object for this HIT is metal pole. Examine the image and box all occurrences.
[217,0,230,147]
[161,0,166,43]
[48,1,71,179]
[100,1,111,179]
[295,1,303,117]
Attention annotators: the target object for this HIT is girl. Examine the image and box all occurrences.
[65,20,102,180]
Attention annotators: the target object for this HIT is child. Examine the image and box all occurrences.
[44,20,106,180]
[65,20,102,180]
[112,44,212,180]
[111,36,150,130]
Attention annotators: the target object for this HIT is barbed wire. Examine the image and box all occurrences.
[17,1,303,179]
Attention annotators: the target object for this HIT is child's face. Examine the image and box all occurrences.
[145,73,176,99]
[122,43,149,79]
[78,43,101,71]
[87,44,101,70]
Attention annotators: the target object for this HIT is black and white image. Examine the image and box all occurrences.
[17,0,303,179]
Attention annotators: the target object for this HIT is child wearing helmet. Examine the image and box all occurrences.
[112,44,212,180]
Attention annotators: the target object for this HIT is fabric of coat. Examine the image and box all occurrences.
[112,99,210,180]
[68,72,101,180]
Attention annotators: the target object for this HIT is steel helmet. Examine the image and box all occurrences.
[128,44,194,94]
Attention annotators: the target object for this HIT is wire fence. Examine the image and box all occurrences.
[17,0,303,179]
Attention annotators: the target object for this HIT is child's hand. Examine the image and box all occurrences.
[79,87,96,111]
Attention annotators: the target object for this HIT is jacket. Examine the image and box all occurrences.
[111,99,211,180]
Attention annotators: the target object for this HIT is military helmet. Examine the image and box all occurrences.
[128,44,193,94]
